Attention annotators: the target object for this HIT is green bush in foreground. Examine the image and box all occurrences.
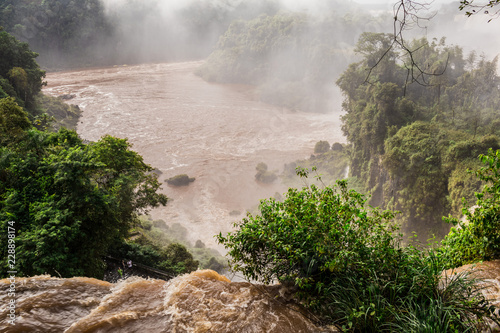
[0,128,168,278]
[110,239,199,276]
[218,169,497,331]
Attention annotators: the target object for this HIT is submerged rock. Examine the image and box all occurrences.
[0,270,334,333]
[58,94,76,100]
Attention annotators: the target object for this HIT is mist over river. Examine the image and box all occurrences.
[43,61,345,251]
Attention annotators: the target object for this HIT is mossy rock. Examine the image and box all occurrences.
[166,174,195,186]
[331,142,344,152]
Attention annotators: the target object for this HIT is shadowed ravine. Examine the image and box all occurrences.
[0,271,335,333]
[43,61,345,251]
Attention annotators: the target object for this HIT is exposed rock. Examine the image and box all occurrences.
[165,174,195,186]
[444,260,500,332]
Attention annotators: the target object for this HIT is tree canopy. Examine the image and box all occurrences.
[337,32,500,239]
[0,27,45,110]
[441,148,500,267]
[0,120,168,277]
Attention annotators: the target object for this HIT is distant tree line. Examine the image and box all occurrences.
[0,0,282,69]
[197,10,391,113]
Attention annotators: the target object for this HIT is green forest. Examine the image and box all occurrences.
[216,28,500,330]
[0,27,226,279]
[0,0,283,68]
[2,0,500,331]
[196,10,389,112]
[338,33,500,240]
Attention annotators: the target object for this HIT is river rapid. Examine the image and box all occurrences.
[0,270,336,332]
[43,61,345,251]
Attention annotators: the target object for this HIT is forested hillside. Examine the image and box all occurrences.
[216,28,500,331]
[337,32,500,239]
[0,29,211,279]
[0,0,281,68]
[197,10,390,112]
[0,27,79,130]
[0,0,112,68]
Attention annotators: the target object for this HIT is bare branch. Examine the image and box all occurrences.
[364,1,449,88]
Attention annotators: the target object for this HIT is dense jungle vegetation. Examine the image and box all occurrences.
[219,156,500,331]
[213,4,500,331]
[0,27,79,130]
[0,0,282,68]
[337,32,500,240]
[0,28,211,278]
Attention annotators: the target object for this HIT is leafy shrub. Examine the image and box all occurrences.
[218,172,398,290]
[110,240,160,268]
[190,247,227,274]
[34,94,81,130]
[282,151,349,188]
[157,243,199,275]
[441,149,500,268]
[133,217,227,273]
[331,142,344,152]
[255,162,277,183]
[447,160,483,217]
[110,237,198,276]
[218,169,497,330]
[166,174,195,186]
[140,219,153,231]
[314,140,330,154]
[205,257,226,273]
[152,219,169,230]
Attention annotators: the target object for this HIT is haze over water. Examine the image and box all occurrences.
[43,61,345,250]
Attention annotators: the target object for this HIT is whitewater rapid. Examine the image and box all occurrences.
[0,271,335,332]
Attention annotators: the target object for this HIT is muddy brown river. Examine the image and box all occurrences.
[43,61,345,250]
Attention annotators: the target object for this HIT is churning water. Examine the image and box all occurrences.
[0,271,335,332]
[5,63,345,331]
[43,61,344,250]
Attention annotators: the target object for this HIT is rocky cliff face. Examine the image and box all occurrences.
[0,270,335,333]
